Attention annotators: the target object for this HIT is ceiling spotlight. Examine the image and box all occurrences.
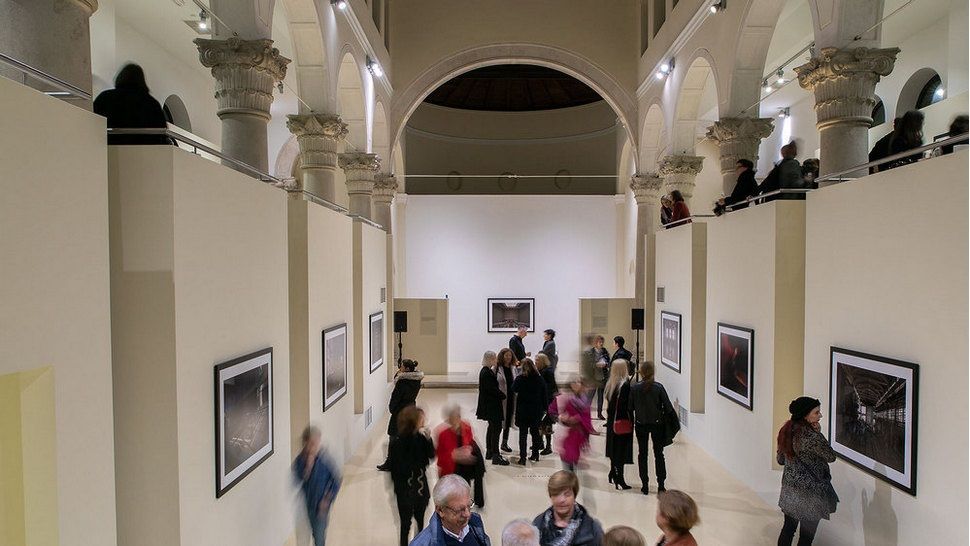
[655,59,674,80]
[330,0,347,10]
[778,107,790,119]
[934,87,945,99]
[709,0,726,14]
[776,69,785,84]
[763,80,773,93]
[366,56,383,78]
[198,10,208,30]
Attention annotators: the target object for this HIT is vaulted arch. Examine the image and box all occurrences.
[337,51,367,151]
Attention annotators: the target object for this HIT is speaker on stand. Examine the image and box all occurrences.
[394,311,408,367]
[631,308,644,380]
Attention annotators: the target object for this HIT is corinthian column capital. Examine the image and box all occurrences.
[372,174,399,204]
[630,173,664,205]
[287,113,348,172]
[794,46,899,130]
[339,153,381,195]
[706,117,774,146]
[194,37,291,120]
[657,155,704,178]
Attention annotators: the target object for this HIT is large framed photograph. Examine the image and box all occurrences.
[323,323,348,411]
[829,347,919,495]
[660,311,682,373]
[487,298,535,333]
[214,347,273,498]
[716,323,754,410]
[369,311,384,373]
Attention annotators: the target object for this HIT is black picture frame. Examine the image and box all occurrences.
[322,323,348,411]
[716,323,754,410]
[214,347,273,498]
[829,347,919,495]
[660,311,682,373]
[487,298,535,333]
[369,311,384,373]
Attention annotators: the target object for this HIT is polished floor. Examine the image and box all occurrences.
[325,388,782,545]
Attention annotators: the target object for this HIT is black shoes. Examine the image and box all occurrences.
[517,457,527,465]
[529,452,540,462]
[500,443,513,453]
[539,447,553,456]
[640,486,650,495]
[376,462,390,472]
[615,482,633,490]
[492,457,510,466]
[657,481,667,492]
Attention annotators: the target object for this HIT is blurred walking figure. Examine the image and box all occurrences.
[603,526,646,546]
[502,519,541,546]
[379,359,424,471]
[93,63,173,145]
[476,351,509,466]
[293,426,341,546]
[388,406,436,546]
[656,490,700,546]
[436,404,486,508]
[409,475,492,546]
[604,361,633,490]
[512,358,547,465]
[532,470,604,546]
[496,348,518,453]
[557,377,597,473]
[535,353,558,455]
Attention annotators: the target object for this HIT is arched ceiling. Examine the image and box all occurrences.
[423,65,603,112]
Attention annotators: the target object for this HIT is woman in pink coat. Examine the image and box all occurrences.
[555,377,598,472]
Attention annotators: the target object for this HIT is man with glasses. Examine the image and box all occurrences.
[409,474,492,545]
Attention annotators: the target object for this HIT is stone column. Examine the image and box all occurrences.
[657,155,704,205]
[795,46,899,180]
[195,37,290,173]
[706,117,774,194]
[339,153,381,219]
[286,113,348,201]
[631,173,665,305]
[0,0,99,105]
[372,174,398,232]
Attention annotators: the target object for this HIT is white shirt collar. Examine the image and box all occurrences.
[442,523,470,541]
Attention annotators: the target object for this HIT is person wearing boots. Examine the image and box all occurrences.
[512,358,548,465]
[535,353,558,456]
[377,359,423,471]
[605,361,633,490]
[476,351,509,465]
[496,348,518,454]
[628,361,674,494]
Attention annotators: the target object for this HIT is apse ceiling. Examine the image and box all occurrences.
[423,65,603,112]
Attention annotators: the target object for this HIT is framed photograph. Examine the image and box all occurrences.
[322,323,348,411]
[487,298,535,333]
[829,347,919,495]
[214,347,273,498]
[660,311,682,373]
[369,311,384,373]
[716,323,754,410]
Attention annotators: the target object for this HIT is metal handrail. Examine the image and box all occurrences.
[0,52,92,101]
[664,214,716,228]
[724,189,812,212]
[815,133,969,184]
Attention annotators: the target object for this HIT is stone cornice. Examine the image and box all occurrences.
[794,47,900,90]
[706,117,774,145]
[338,153,382,173]
[658,155,704,177]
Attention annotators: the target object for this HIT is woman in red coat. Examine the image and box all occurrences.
[670,190,691,225]
[435,404,485,506]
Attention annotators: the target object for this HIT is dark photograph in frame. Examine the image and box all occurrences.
[660,311,682,373]
[323,323,348,411]
[716,323,754,410]
[829,347,919,495]
[369,311,384,373]
[487,298,535,333]
[214,347,273,498]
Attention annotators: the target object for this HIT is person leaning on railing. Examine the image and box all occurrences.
[94,63,174,146]
[714,159,758,215]
[757,142,803,202]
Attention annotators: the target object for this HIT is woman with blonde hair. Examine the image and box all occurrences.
[655,490,699,545]
[604,526,646,546]
[605,360,634,490]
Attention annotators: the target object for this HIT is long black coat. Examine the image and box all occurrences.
[388,432,435,502]
[724,169,759,209]
[605,381,633,464]
[476,367,506,422]
[512,373,547,427]
[93,87,172,145]
[387,371,423,436]
[509,335,527,361]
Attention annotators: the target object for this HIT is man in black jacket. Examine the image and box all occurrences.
[758,143,803,202]
[476,354,509,465]
[715,159,759,214]
[611,336,634,376]
[628,361,674,495]
[509,326,530,362]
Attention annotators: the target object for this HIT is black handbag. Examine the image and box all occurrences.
[658,386,680,447]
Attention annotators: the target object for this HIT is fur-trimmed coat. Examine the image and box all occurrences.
[387,371,423,436]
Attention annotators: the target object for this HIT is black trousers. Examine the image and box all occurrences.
[395,495,428,546]
[635,423,667,485]
[502,395,516,444]
[778,514,819,546]
[518,423,542,459]
[485,419,502,459]
[595,387,605,416]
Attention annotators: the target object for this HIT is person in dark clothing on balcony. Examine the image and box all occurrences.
[715,159,759,215]
[93,64,172,146]
[758,143,802,201]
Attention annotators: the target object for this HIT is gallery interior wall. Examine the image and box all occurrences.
[802,152,969,545]
[109,146,295,546]
[0,78,118,546]
[401,195,619,364]
[394,298,450,375]
[352,221,392,433]
[578,298,638,362]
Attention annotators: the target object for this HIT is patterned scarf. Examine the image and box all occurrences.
[540,503,587,546]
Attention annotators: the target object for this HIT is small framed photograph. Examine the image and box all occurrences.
[829,347,919,495]
[369,311,384,373]
[487,298,535,333]
[214,347,273,498]
[323,323,348,411]
[660,311,682,373]
[716,323,754,410]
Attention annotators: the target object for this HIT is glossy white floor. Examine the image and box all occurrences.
[324,388,782,545]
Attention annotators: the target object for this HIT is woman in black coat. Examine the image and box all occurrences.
[387,406,436,546]
[93,64,172,145]
[377,359,423,471]
[512,358,548,465]
[536,353,558,455]
[604,361,634,489]
[475,351,508,465]
[716,159,759,214]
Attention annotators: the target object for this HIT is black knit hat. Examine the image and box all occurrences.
[789,396,821,420]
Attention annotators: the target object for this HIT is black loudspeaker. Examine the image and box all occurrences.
[631,308,644,330]
[394,311,408,333]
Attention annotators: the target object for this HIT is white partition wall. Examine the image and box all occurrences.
[109,146,292,546]
[0,76,118,546]
[394,299,449,375]
[803,152,969,545]
[351,220,391,426]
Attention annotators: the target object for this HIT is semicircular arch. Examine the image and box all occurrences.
[337,50,367,151]
[671,53,719,154]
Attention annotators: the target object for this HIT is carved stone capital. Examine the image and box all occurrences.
[706,117,774,146]
[339,153,381,196]
[372,174,399,203]
[795,46,899,129]
[657,155,704,177]
[630,173,664,205]
[194,38,291,120]
[287,113,348,171]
